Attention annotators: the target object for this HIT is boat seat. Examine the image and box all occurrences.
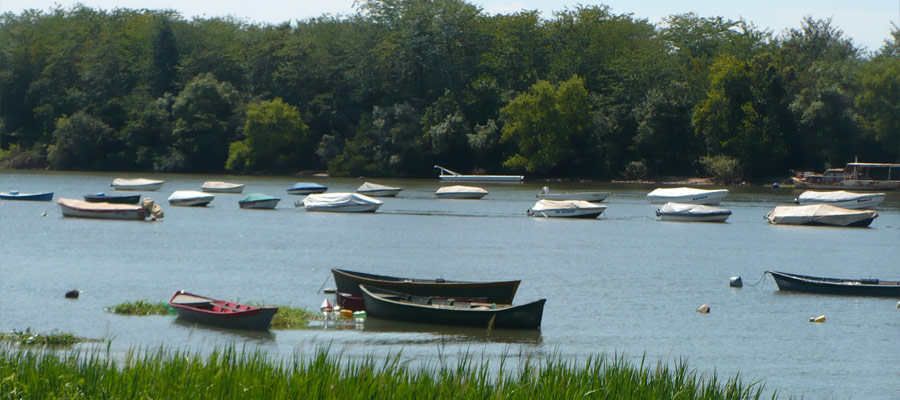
[212,305,223,312]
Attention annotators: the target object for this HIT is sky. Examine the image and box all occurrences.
[2,0,897,52]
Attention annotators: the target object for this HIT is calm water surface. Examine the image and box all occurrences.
[2,170,898,399]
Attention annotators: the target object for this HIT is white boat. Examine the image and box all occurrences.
[796,190,885,209]
[655,202,732,222]
[168,191,214,207]
[434,165,523,183]
[238,193,280,209]
[287,182,327,195]
[527,199,606,218]
[111,178,165,191]
[536,186,608,202]
[356,182,402,197]
[58,198,162,220]
[791,163,900,190]
[299,193,383,212]
[646,187,728,205]
[765,204,878,227]
[435,185,488,199]
[201,181,245,193]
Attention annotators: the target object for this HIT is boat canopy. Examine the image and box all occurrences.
[647,187,728,197]
[657,202,731,216]
[168,191,214,202]
[435,185,488,194]
[765,204,877,226]
[797,190,885,202]
[303,193,383,208]
[357,182,399,192]
[240,193,279,202]
[530,199,605,212]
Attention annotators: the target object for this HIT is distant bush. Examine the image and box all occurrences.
[623,160,648,181]
[0,144,46,169]
[699,155,743,184]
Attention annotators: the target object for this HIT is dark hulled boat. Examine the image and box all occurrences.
[84,193,141,204]
[767,271,900,297]
[332,268,520,304]
[360,285,545,329]
[0,191,53,201]
[168,291,278,331]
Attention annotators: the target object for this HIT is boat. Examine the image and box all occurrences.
[527,199,606,218]
[434,165,523,183]
[646,187,728,205]
[360,285,545,329]
[286,182,327,195]
[168,290,278,331]
[536,187,608,202]
[238,193,280,209]
[83,193,141,204]
[795,190,885,209]
[655,202,732,222]
[435,185,488,199]
[299,192,382,212]
[111,178,165,191]
[0,191,53,201]
[168,190,214,207]
[791,162,900,190]
[201,181,245,193]
[58,198,162,220]
[356,182,402,197]
[764,204,878,227]
[331,268,520,305]
[767,271,900,297]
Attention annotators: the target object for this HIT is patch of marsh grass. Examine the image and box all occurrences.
[107,300,172,315]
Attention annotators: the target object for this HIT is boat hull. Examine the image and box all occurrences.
[0,192,53,201]
[361,286,544,329]
[58,198,148,220]
[357,189,402,197]
[201,182,245,193]
[658,214,730,222]
[84,194,141,204]
[168,291,278,331]
[239,199,280,209]
[305,203,381,212]
[332,268,520,304]
[169,199,213,207]
[537,192,608,202]
[768,271,900,297]
[528,208,604,218]
[647,192,727,205]
[111,179,164,191]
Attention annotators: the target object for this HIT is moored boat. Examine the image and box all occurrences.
[796,190,885,209]
[764,204,877,227]
[168,291,278,331]
[111,178,165,191]
[646,187,728,205]
[434,165,523,183]
[361,285,545,329]
[767,271,900,297]
[536,187,608,202]
[239,193,280,209]
[201,181,245,193]
[0,191,53,201]
[58,198,160,220]
[435,185,488,199]
[299,192,382,212]
[168,190,214,207]
[527,199,606,218]
[655,202,731,222]
[332,268,520,304]
[791,162,900,190]
[286,182,327,195]
[356,182,402,197]
[83,193,141,204]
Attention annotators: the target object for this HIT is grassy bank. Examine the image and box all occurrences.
[0,346,772,399]
[0,329,95,346]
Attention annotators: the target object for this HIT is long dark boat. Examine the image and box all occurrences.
[332,268,520,304]
[168,291,278,331]
[360,285,545,329]
[0,191,53,201]
[767,271,900,297]
[84,193,141,204]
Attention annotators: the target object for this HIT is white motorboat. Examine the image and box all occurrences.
[238,193,280,209]
[356,182,402,197]
[111,178,165,191]
[765,204,878,227]
[646,187,728,205]
[201,181,245,193]
[435,185,488,199]
[655,202,731,222]
[796,190,885,209]
[536,186,608,202]
[168,190,214,207]
[58,198,163,220]
[299,192,383,212]
[527,199,606,218]
[434,165,523,183]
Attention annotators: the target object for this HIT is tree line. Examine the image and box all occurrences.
[1,1,897,181]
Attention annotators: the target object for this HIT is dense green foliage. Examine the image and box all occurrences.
[107,300,172,316]
[1,3,897,179]
[1,346,771,399]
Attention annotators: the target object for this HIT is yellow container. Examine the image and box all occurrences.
[340,309,354,319]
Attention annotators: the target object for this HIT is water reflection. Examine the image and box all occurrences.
[361,317,542,344]
[172,318,276,342]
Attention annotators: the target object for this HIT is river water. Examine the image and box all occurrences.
[1,170,898,399]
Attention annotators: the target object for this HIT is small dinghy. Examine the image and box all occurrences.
[201,181,245,193]
[0,191,53,201]
[764,204,877,227]
[238,193,280,209]
[58,198,163,220]
[527,199,606,218]
[286,182,327,195]
[646,187,728,205]
[536,187,608,202]
[356,182,402,197]
[168,291,278,331]
[796,190,885,209]
[767,271,900,297]
[83,193,141,204]
[435,185,488,199]
[299,192,382,212]
[111,178,164,191]
[655,202,731,222]
[168,190,214,207]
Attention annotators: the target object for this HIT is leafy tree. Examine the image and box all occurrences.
[856,52,900,161]
[47,111,118,169]
[170,73,239,171]
[227,98,309,172]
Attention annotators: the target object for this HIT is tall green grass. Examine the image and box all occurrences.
[0,328,90,346]
[0,345,773,399]
[107,300,172,315]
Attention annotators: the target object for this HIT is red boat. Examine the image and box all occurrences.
[168,291,278,331]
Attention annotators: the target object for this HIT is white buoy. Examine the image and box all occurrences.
[809,315,826,323]
[729,276,743,288]
[697,304,710,313]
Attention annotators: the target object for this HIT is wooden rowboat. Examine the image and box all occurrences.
[360,285,545,329]
[767,271,900,297]
[59,198,149,220]
[0,191,53,201]
[168,291,278,331]
[332,268,520,305]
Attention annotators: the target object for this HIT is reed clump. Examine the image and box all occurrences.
[268,305,320,329]
[0,346,771,399]
[0,328,89,346]
[107,300,172,315]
